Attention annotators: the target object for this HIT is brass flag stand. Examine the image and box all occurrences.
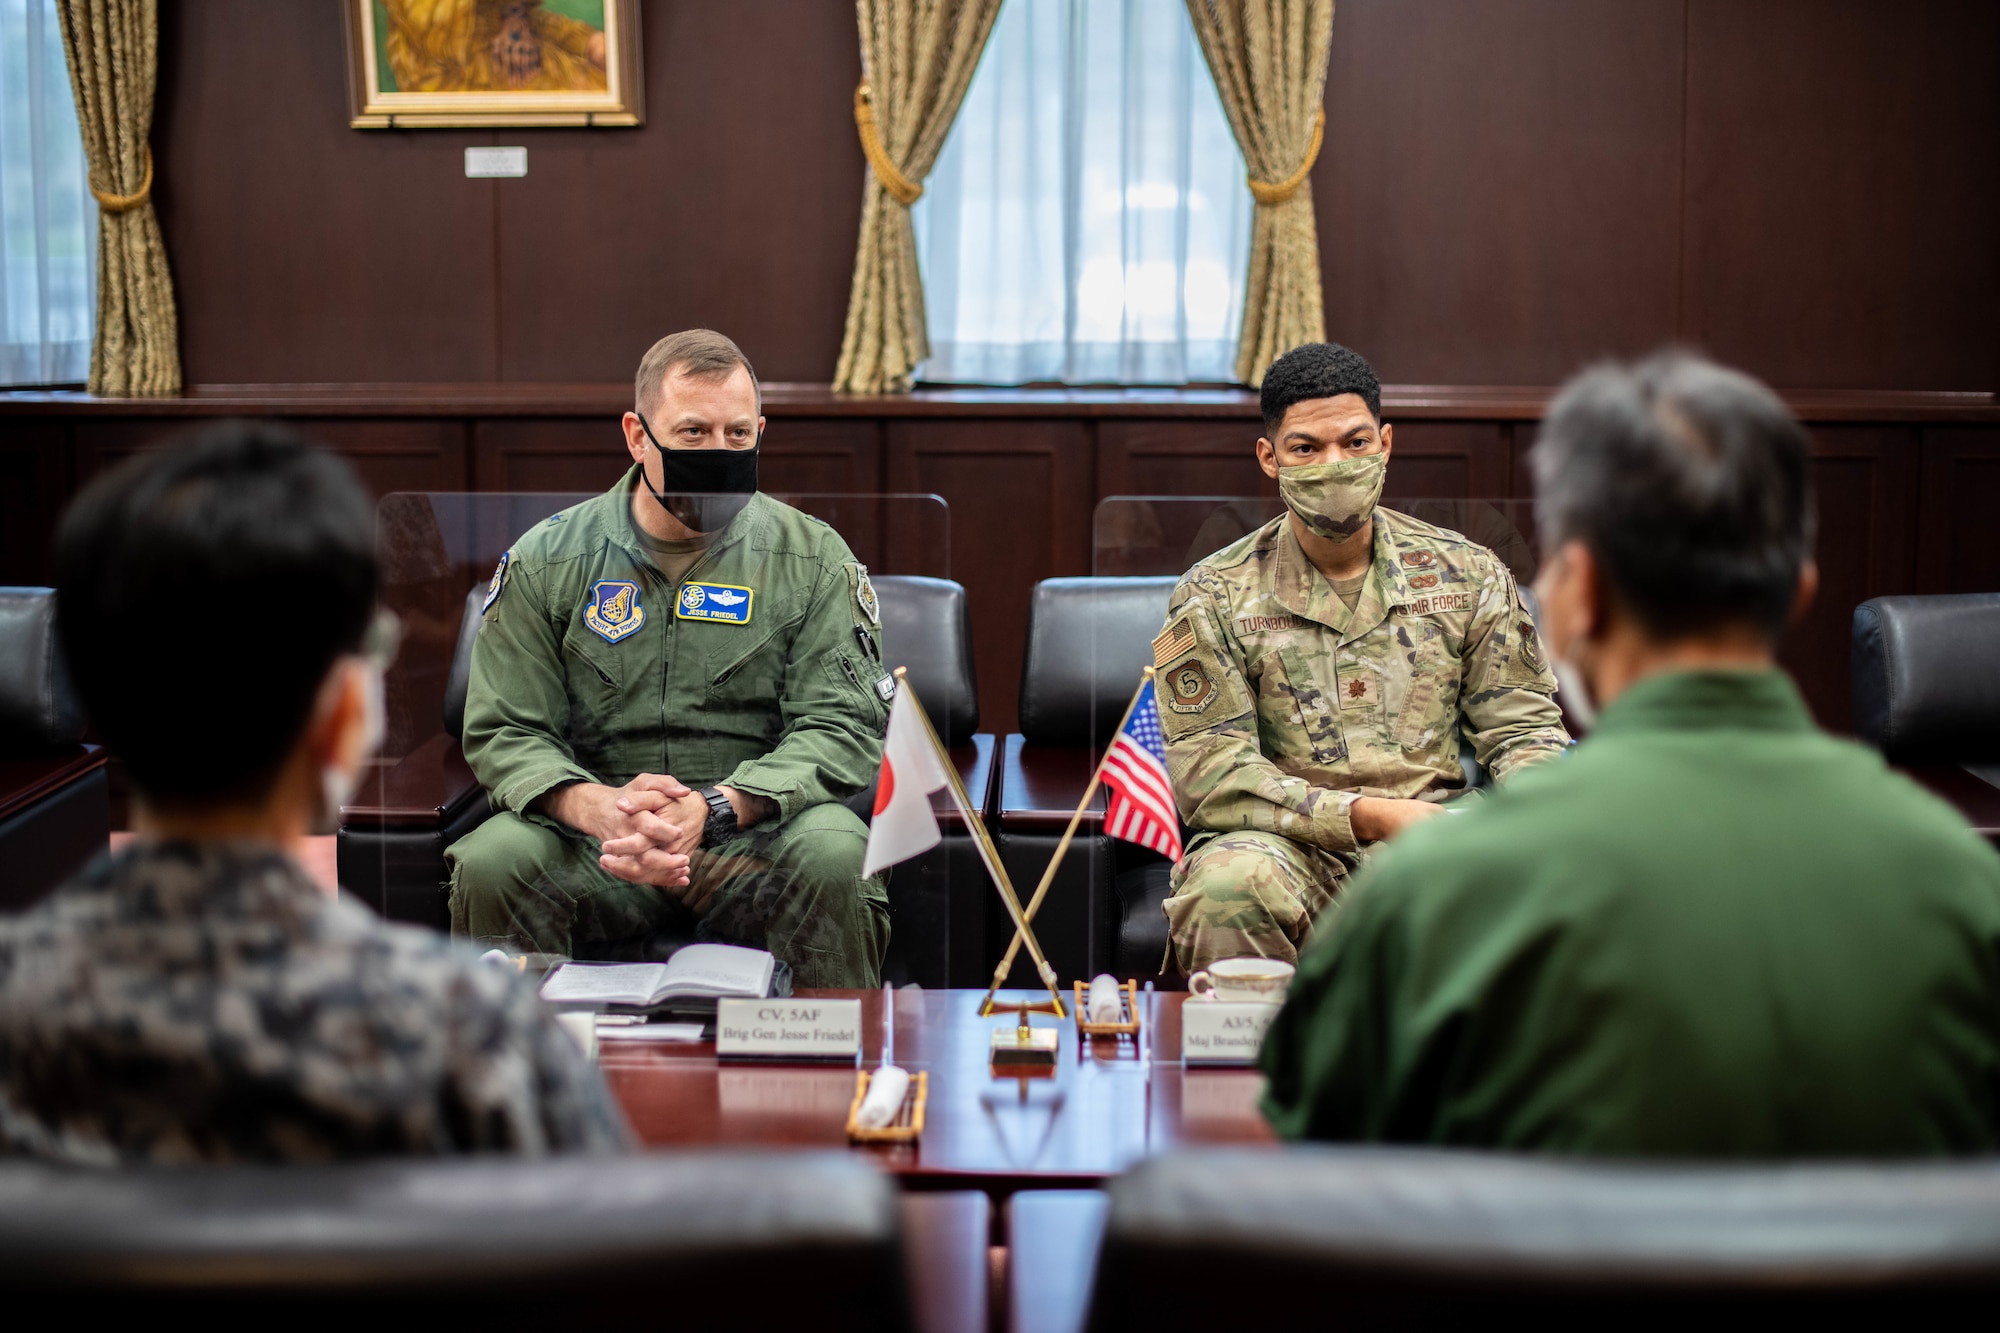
[893,671,1067,1050]
[979,669,1156,1022]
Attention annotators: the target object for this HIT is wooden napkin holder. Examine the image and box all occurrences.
[1073,979,1141,1037]
[846,1069,928,1144]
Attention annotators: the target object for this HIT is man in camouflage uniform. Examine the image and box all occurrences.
[448,331,895,987]
[1157,343,1570,972]
[0,423,625,1163]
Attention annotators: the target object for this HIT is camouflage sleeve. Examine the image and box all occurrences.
[1457,560,1570,783]
[447,962,634,1154]
[1156,572,1360,855]
[460,553,600,816]
[724,558,892,822]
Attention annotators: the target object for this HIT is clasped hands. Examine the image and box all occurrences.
[541,775,764,906]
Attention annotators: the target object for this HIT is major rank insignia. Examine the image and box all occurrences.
[676,581,755,624]
[584,580,645,642]
[1337,665,1379,710]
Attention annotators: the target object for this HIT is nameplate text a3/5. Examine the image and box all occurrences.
[1181,1000,1280,1065]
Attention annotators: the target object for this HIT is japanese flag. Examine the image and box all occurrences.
[862,687,952,877]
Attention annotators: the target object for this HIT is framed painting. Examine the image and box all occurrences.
[344,0,644,128]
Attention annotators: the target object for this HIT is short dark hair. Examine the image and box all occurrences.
[1530,351,1813,641]
[1259,342,1382,436]
[54,422,378,805]
[635,328,760,418]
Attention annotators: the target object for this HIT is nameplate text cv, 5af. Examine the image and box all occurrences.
[715,999,863,1060]
[1180,1000,1280,1065]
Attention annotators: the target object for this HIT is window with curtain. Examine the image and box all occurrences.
[912,0,1251,386]
[0,0,94,387]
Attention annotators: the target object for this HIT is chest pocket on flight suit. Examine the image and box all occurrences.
[562,624,626,754]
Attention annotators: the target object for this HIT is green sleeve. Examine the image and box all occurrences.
[460,558,599,816]
[1259,871,1407,1140]
[1458,563,1570,783]
[1159,575,1360,853]
[722,561,890,822]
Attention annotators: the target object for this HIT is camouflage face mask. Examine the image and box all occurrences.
[1278,451,1387,543]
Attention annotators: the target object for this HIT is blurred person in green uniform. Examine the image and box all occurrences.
[447,330,895,986]
[1262,351,2000,1155]
[1155,343,1569,973]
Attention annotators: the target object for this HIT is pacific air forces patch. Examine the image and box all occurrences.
[481,550,512,613]
[1163,657,1217,714]
[584,580,645,642]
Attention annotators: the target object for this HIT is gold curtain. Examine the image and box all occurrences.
[56,0,180,396]
[1186,0,1334,387]
[833,0,1002,395]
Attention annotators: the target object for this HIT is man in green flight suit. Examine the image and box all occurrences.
[447,330,895,986]
[1155,342,1570,973]
[1262,352,2000,1156]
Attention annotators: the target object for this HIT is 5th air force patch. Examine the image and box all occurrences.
[676,581,754,624]
[584,580,645,642]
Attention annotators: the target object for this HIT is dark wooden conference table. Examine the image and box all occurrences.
[601,987,1276,1195]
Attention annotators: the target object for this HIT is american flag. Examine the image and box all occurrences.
[1102,677,1184,861]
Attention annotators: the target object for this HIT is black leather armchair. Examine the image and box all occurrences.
[339,576,994,986]
[994,577,1181,985]
[0,1151,914,1328]
[1085,1147,2000,1328]
[1853,593,2000,847]
[0,588,108,912]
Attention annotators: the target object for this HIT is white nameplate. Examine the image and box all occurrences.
[715,998,862,1060]
[464,146,527,177]
[1181,1000,1279,1065]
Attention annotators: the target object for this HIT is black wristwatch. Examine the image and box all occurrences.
[697,787,738,848]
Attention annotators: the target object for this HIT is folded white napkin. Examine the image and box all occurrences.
[856,1065,911,1129]
[1086,973,1124,1024]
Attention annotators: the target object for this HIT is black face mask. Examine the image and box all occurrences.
[635,411,760,533]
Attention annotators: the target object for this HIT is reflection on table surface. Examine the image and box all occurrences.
[600,988,1276,1190]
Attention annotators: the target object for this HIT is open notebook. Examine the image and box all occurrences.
[538,944,777,1011]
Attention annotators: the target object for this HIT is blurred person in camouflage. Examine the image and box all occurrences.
[0,423,627,1164]
[1154,343,1571,973]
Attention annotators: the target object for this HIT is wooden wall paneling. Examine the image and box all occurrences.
[1094,420,1272,576]
[1778,428,1917,730]
[1915,427,2000,594]
[887,421,1093,737]
[1317,0,1684,384]
[761,419,888,571]
[71,418,469,498]
[471,419,635,493]
[492,2,865,382]
[1381,420,1509,500]
[154,2,500,383]
[1683,0,2000,390]
[0,422,68,587]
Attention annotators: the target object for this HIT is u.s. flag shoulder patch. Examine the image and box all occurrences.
[675,581,755,624]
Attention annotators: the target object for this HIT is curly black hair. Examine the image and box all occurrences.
[1259,342,1381,436]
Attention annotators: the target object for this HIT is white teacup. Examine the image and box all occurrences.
[1187,957,1295,1003]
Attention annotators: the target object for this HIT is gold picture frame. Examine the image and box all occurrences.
[344,0,644,129]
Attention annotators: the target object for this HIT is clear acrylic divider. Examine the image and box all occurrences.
[349,491,952,985]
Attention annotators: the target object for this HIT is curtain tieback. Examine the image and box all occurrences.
[1247,111,1324,206]
[853,84,924,206]
[90,146,153,213]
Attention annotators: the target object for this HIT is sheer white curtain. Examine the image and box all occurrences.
[0,0,95,387]
[912,0,1251,385]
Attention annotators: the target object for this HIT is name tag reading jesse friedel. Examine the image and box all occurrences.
[715,999,862,1060]
[676,581,754,624]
